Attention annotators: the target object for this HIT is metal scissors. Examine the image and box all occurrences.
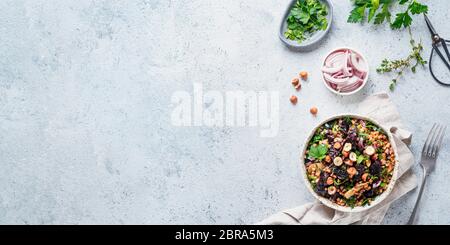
[424,14,450,86]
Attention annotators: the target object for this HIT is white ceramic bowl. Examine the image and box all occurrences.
[321,47,369,96]
[299,114,399,213]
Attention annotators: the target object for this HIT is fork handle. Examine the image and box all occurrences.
[407,165,427,225]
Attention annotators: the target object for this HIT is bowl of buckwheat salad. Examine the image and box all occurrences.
[300,114,399,212]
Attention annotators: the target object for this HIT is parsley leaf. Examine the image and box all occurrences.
[357,155,367,164]
[308,144,328,160]
[409,1,428,14]
[347,6,366,23]
[391,12,412,29]
[368,0,380,22]
[347,0,427,28]
[374,3,391,24]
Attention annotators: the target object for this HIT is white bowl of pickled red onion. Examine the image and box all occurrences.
[321,47,369,95]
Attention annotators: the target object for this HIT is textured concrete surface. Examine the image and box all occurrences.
[0,0,449,224]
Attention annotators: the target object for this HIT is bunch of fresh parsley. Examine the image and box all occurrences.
[348,0,428,28]
[347,0,428,91]
[285,0,328,43]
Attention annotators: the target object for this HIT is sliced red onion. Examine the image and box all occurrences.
[350,53,368,73]
[373,180,382,188]
[342,51,352,77]
[321,65,342,74]
[323,73,350,85]
[322,48,367,93]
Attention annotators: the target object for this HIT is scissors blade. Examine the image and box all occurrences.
[424,14,438,37]
[433,43,450,71]
[440,39,450,62]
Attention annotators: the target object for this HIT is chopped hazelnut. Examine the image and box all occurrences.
[342,151,349,158]
[327,186,337,195]
[333,142,341,149]
[326,177,334,185]
[362,173,369,182]
[347,167,357,177]
[344,159,353,166]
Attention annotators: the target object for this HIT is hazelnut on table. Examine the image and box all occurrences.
[290,95,298,104]
[300,71,308,80]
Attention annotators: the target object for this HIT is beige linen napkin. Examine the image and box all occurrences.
[258,93,418,225]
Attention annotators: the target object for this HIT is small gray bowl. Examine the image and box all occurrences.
[279,0,333,52]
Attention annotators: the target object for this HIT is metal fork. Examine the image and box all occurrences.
[407,123,446,225]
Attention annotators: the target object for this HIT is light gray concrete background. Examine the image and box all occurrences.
[0,0,449,224]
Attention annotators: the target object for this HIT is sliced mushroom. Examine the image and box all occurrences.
[365,146,375,156]
[349,152,357,162]
[333,157,343,166]
[343,143,352,152]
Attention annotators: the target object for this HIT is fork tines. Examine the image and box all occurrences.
[423,123,447,158]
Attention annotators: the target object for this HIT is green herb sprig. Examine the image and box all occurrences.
[347,0,428,91]
[285,0,328,43]
[376,27,427,90]
[347,0,428,29]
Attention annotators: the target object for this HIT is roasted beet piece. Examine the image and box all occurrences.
[319,171,329,183]
[340,120,350,133]
[328,148,340,158]
[332,167,348,180]
[364,189,375,198]
[370,160,382,176]
[315,181,327,196]
[354,164,365,181]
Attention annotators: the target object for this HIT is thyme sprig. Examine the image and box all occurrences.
[376,27,427,90]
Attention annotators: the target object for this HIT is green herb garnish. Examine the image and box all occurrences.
[345,197,357,208]
[357,155,367,164]
[285,0,328,43]
[312,133,324,144]
[308,144,328,160]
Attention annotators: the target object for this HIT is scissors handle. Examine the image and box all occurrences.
[430,40,450,86]
[432,41,450,70]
